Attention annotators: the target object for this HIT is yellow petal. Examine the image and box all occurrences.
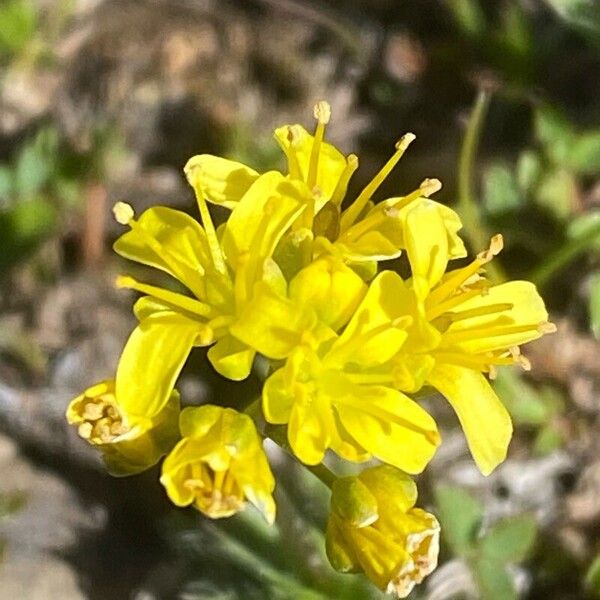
[337,385,440,474]
[113,206,210,299]
[403,200,450,299]
[427,363,512,475]
[287,390,333,465]
[184,154,259,209]
[327,271,411,367]
[231,284,332,359]
[274,124,349,207]
[262,368,294,424]
[289,256,367,330]
[443,281,550,353]
[207,334,255,381]
[115,313,202,419]
[221,171,307,271]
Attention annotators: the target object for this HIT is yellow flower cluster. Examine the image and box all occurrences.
[66,101,555,597]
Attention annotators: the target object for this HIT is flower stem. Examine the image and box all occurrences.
[458,90,506,283]
[530,221,600,288]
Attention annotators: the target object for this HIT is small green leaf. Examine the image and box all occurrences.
[567,132,600,175]
[535,168,577,221]
[534,106,574,164]
[483,163,522,215]
[533,424,564,455]
[475,558,518,600]
[435,486,484,556]
[516,150,541,192]
[567,212,600,250]
[479,515,537,564]
[445,0,487,37]
[0,0,37,57]
[586,554,600,596]
[493,370,550,426]
[543,0,600,47]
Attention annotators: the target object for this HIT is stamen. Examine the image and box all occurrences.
[442,323,542,345]
[330,154,359,205]
[113,202,135,225]
[116,275,215,319]
[185,164,228,275]
[426,235,503,309]
[340,133,416,232]
[386,178,443,212]
[445,302,514,322]
[112,202,207,297]
[306,100,331,189]
[539,322,557,334]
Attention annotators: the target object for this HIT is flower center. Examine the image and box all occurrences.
[184,463,246,518]
[77,395,129,444]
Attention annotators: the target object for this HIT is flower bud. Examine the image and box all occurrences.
[160,405,276,523]
[326,465,439,598]
[66,380,180,476]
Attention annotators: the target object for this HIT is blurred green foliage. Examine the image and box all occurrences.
[436,485,537,600]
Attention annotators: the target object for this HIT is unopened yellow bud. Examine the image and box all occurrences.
[326,465,439,598]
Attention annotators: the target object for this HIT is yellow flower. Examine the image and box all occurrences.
[231,257,440,473]
[66,380,179,476]
[373,200,557,474]
[326,465,439,598]
[273,102,466,269]
[111,168,309,412]
[160,405,276,523]
[185,101,466,278]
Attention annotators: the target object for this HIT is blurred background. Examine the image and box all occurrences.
[0,0,599,598]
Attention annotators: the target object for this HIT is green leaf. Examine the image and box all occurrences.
[483,163,522,215]
[493,370,550,426]
[533,424,564,455]
[535,168,577,221]
[475,558,518,600]
[14,144,50,198]
[567,212,600,250]
[567,131,600,175]
[590,273,600,340]
[586,554,600,596]
[543,0,600,47]
[0,0,37,57]
[435,486,484,556]
[534,106,574,164]
[516,150,541,192]
[0,199,58,273]
[445,0,487,37]
[479,515,537,564]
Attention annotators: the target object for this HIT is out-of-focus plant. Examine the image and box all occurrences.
[0,491,27,564]
[0,123,127,276]
[436,485,537,600]
[493,369,566,456]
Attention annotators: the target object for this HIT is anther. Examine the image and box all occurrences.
[478,234,504,263]
[538,322,557,334]
[113,202,134,225]
[313,100,331,125]
[419,178,442,197]
[395,132,416,152]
